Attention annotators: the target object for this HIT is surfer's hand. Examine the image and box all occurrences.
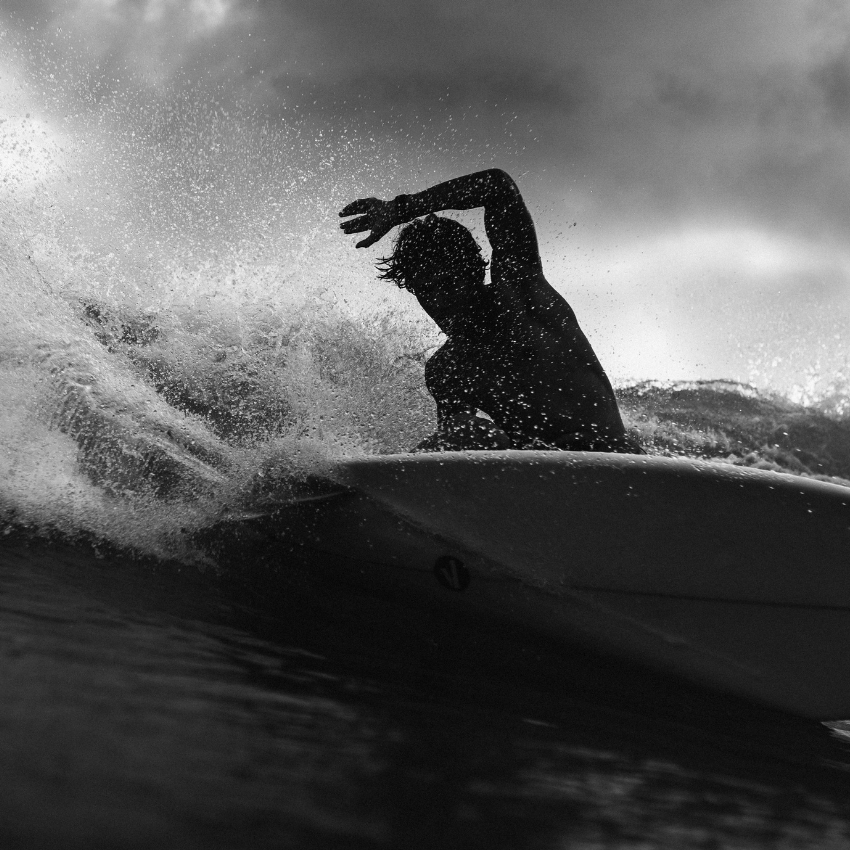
[339,197,396,248]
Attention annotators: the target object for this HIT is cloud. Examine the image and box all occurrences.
[0,0,53,25]
[655,72,725,125]
[272,56,588,121]
[5,0,850,389]
[2,0,258,91]
[811,48,850,124]
[7,0,850,244]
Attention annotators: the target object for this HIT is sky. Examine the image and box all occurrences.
[3,0,850,395]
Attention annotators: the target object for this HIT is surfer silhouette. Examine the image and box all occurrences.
[339,169,641,453]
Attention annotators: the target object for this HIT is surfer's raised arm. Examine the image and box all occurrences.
[339,167,638,456]
[339,169,543,279]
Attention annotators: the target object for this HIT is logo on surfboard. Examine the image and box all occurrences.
[433,555,470,591]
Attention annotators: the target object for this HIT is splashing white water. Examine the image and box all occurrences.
[0,29,442,560]
[3,24,849,563]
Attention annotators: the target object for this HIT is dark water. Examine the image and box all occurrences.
[3,533,850,850]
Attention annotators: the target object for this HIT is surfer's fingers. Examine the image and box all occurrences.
[355,233,380,249]
[339,197,378,217]
[339,215,372,234]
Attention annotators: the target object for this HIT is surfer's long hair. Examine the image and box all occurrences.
[376,215,488,291]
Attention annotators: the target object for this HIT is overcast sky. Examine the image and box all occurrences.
[3,0,850,393]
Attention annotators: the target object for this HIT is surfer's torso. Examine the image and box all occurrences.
[339,169,636,453]
[424,264,627,449]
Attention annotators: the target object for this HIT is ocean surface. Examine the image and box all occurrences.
[4,30,850,848]
[5,529,850,850]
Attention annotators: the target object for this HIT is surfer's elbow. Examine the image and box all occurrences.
[480,169,520,199]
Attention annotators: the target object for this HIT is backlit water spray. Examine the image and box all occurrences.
[0,28,440,560]
[2,25,850,565]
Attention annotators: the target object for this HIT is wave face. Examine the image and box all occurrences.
[619,380,850,484]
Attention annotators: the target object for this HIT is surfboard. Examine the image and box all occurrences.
[255,450,850,720]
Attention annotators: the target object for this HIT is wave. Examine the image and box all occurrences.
[0,191,440,560]
[2,28,848,565]
[619,379,850,485]
[5,173,850,564]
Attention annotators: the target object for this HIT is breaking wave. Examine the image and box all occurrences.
[1,27,848,565]
[0,28,442,561]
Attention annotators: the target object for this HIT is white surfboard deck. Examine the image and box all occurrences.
[280,450,850,720]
